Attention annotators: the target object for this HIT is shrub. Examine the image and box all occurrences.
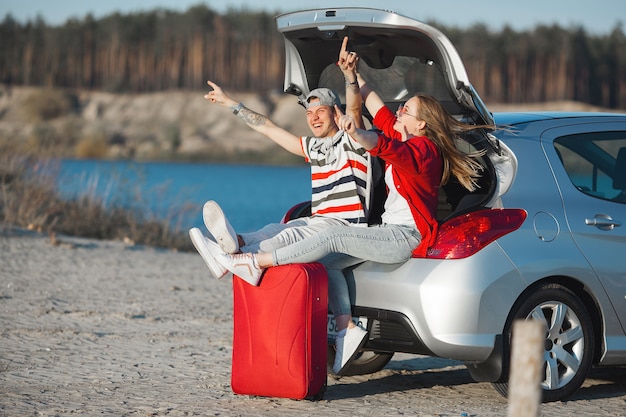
[24,124,64,155]
[0,147,193,251]
[21,89,78,122]
[75,132,109,159]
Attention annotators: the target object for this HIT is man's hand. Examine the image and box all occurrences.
[337,36,359,79]
[204,80,238,108]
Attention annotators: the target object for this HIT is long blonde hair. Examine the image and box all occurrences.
[414,94,491,192]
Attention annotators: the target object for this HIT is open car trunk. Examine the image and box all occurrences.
[275,7,515,222]
[275,7,494,126]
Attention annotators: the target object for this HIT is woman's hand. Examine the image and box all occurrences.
[335,105,379,150]
[334,105,357,135]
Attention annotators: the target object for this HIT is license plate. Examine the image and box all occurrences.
[327,314,368,341]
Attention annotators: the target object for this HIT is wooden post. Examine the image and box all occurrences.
[507,319,544,417]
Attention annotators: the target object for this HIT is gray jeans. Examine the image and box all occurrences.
[272,224,422,317]
[239,216,351,253]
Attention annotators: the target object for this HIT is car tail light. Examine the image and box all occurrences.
[426,209,527,259]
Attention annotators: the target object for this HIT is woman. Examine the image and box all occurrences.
[217,99,439,272]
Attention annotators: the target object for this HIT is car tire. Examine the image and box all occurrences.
[492,283,594,402]
[327,345,394,376]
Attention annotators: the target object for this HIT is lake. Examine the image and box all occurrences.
[57,159,311,234]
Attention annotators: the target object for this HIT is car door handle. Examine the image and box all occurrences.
[585,214,622,230]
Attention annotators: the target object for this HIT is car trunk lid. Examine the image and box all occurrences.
[275,7,494,126]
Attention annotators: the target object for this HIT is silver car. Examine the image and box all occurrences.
[275,8,626,402]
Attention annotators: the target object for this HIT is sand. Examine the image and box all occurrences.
[1,227,625,416]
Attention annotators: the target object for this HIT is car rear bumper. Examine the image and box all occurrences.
[350,242,526,362]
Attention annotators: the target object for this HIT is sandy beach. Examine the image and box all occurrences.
[1,227,625,416]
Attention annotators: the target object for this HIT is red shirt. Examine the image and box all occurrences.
[370,106,442,256]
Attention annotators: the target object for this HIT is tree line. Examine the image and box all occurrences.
[1,5,624,109]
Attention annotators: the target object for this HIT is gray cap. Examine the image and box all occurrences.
[304,88,341,109]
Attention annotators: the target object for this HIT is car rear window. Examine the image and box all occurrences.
[318,56,461,119]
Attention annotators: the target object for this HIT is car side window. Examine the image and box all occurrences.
[554,132,626,204]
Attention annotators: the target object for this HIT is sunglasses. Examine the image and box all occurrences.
[396,103,418,119]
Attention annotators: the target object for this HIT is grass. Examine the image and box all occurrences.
[0,146,195,252]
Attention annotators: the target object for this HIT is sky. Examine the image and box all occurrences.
[2,0,624,35]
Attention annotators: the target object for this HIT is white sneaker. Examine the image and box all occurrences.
[333,324,368,375]
[216,252,262,286]
[203,201,239,254]
[189,227,229,279]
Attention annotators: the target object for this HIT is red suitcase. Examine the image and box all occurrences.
[231,263,328,400]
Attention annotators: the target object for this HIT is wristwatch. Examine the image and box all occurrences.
[232,102,244,114]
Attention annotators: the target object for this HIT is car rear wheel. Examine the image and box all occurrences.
[327,345,394,376]
[492,283,594,402]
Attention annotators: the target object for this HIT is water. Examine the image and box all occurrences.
[56,159,311,233]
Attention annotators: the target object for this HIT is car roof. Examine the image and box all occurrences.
[493,112,626,127]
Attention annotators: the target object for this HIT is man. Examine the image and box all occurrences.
[190,80,374,282]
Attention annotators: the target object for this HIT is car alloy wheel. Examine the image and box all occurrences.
[493,283,595,402]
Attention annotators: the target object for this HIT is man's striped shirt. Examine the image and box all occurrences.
[301,131,371,224]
